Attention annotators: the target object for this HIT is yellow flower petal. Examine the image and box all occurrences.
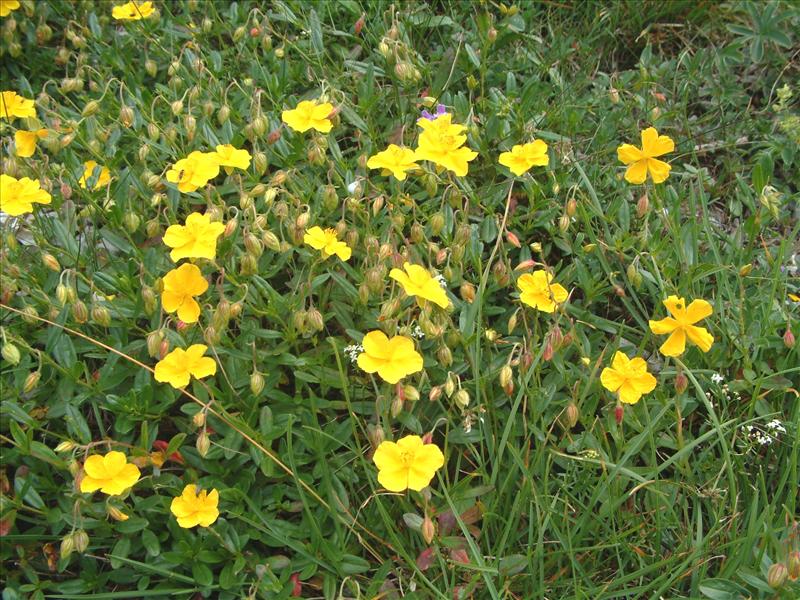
[659,329,686,357]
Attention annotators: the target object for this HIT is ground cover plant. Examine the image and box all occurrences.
[1,0,799,598]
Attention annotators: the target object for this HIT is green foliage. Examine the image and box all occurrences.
[1,1,799,598]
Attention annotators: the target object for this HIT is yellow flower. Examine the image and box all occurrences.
[389,262,449,309]
[517,270,569,313]
[366,145,419,181]
[281,99,334,133]
[112,0,155,20]
[1,90,35,121]
[162,212,225,262]
[215,144,251,174]
[414,114,478,176]
[79,451,141,496]
[357,331,423,384]
[78,160,112,190]
[0,0,21,17]
[648,295,713,357]
[498,140,549,176]
[161,263,208,323]
[303,226,351,261]
[154,344,216,388]
[373,435,444,492]
[14,129,48,158]
[0,174,52,217]
[170,484,220,528]
[165,151,220,193]
[789,293,800,302]
[600,351,657,404]
[617,127,675,184]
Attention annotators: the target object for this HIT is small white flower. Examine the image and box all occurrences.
[347,181,358,194]
[711,373,724,384]
[434,274,447,289]
[412,325,425,339]
[343,344,364,364]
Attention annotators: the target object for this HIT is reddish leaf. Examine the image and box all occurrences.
[416,547,435,571]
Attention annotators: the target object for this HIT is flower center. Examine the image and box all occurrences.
[398,449,414,465]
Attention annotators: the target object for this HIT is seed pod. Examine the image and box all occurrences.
[91,305,111,327]
[566,402,579,428]
[196,430,210,457]
[262,231,280,252]
[390,394,404,417]
[233,26,246,42]
[144,59,157,77]
[60,534,75,559]
[240,254,258,276]
[253,151,268,175]
[21,306,38,324]
[146,330,163,358]
[141,286,157,315]
[192,411,206,428]
[217,104,230,125]
[2,343,21,365]
[81,100,100,117]
[421,515,435,544]
[437,345,453,368]
[73,529,89,553]
[170,100,183,115]
[358,283,370,304]
[244,233,263,257]
[787,551,800,580]
[499,365,513,394]
[123,212,140,233]
[367,424,385,448]
[559,214,570,232]
[403,385,420,402]
[223,218,237,238]
[250,370,265,396]
[428,385,442,402]
[72,300,88,323]
[453,389,470,410]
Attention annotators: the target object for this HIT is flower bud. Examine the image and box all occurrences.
[244,233,263,258]
[367,424,385,449]
[170,100,183,115]
[460,282,475,304]
[615,404,624,425]
[565,198,577,217]
[55,440,76,453]
[428,385,442,402]
[783,327,795,348]
[429,212,445,236]
[421,515,435,545]
[609,87,620,103]
[142,286,157,315]
[768,562,788,589]
[1,343,21,365]
[81,100,100,117]
[240,254,258,276]
[499,365,513,395]
[145,59,157,77]
[558,214,571,232]
[252,116,267,137]
[262,231,281,252]
[224,218,237,238]
[250,370,265,396]
[21,369,39,393]
[674,372,688,394]
[233,26,246,42]
[636,193,649,217]
[566,402,579,428]
[123,212,140,233]
[146,330,163,358]
[42,253,60,271]
[107,506,129,521]
[378,40,391,59]
[787,550,800,580]
[60,534,75,559]
[403,385,420,402]
[390,394,404,417]
[196,430,210,457]
[73,529,89,553]
[306,307,324,332]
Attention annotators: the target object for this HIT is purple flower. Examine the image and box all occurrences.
[421,103,447,120]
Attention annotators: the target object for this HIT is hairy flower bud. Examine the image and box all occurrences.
[217,104,230,125]
[91,305,111,327]
[421,515,435,544]
[81,100,100,117]
[141,286,157,315]
[784,328,795,348]
[453,389,470,410]
[460,282,475,304]
[566,402,579,428]
[60,533,75,559]
[71,300,88,323]
[499,365,513,395]
[674,372,688,394]
[72,529,89,553]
